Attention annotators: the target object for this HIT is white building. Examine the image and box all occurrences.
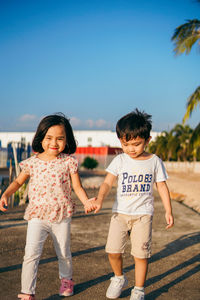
[0,130,160,148]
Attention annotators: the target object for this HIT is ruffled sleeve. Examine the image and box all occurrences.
[19,158,32,175]
[68,155,78,174]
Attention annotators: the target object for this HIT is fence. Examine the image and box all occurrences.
[164,161,200,174]
[0,149,7,167]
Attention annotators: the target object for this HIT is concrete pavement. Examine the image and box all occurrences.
[0,186,199,300]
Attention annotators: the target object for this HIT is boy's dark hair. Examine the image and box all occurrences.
[116,109,152,141]
[32,113,77,154]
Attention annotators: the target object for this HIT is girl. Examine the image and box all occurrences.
[0,114,97,300]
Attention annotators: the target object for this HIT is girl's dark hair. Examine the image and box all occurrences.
[32,114,77,154]
[116,108,152,141]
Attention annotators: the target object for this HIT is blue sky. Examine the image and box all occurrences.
[0,0,199,132]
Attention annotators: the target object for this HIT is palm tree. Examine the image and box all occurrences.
[190,122,200,160]
[149,132,169,161]
[171,19,200,55]
[149,124,194,161]
[148,130,176,161]
[171,8,200,151]
[182,86,200,124]
[170,124,193,161]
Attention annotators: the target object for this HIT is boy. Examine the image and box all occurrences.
[95,109,174,300]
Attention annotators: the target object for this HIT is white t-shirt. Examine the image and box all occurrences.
[106,153,168,216]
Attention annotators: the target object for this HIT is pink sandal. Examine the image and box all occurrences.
[18,294,36,300]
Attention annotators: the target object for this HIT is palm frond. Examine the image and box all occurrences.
[190,123,200,148]
[183,86,200,123]
[172,19,200,55]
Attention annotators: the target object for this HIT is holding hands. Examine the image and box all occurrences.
[84,197,102,214]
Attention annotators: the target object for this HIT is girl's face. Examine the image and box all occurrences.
[41,125,66,158]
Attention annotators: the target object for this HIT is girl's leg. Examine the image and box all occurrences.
[134,257,148,287]
[21,218,49,295]
[51,218,72,279]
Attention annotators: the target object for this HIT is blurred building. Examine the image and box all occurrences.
[0,130,160,169]
[0,130,160,148]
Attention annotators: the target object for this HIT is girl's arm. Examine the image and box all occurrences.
[95,172,117,213]
[0,171,29,212]
[70,171,97,213]
[155,181,174,229]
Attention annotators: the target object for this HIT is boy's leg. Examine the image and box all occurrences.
[130,215,152,299]
[134,257,148,287]
[106,253,128,299]
[106,213,130,276]
[105,214,129,298]
[21,218,49,295]
[108,253,123,276]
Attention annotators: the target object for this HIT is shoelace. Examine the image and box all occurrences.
[132,289,144,300]
[111,277,124,287]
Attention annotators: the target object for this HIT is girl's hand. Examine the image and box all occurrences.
[165,212,174,229]
[84,197,97,214]
[85,197,103,214]
[0,195,8,212]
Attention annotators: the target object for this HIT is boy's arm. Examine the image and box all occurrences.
[0,171,29,211]
[95,172,117,213]
[155,181,174,229]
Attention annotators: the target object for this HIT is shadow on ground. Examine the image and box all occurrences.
[40,232,200,299]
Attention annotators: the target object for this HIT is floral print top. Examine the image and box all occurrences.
[19,153,78,223]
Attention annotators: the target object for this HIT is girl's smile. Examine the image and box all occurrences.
[40,125,67,160]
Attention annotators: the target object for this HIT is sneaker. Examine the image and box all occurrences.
[18,294,36,300]
[59,278,74,297]
[130,288,145,300]
[106,275,128,299]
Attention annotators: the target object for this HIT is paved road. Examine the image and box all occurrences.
[0,187,199,300]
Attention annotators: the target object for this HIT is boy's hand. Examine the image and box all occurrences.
[0,195,8,212]
[84,197,103,214]
[93,199,103,214]
[84,197,97,214]
[165,212,174,229]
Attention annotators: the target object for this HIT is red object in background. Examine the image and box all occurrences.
[75,146,122,156]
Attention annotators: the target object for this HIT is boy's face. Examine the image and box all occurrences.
[120,136,151,159]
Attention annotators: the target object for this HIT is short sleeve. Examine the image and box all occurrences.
[154,157,168,182]
[19,159,31,175]
[68,156,78,174]
[106,155,120,176]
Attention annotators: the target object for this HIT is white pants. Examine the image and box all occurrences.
[21,217,72,294]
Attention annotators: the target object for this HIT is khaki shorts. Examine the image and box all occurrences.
[105,213,153,258]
